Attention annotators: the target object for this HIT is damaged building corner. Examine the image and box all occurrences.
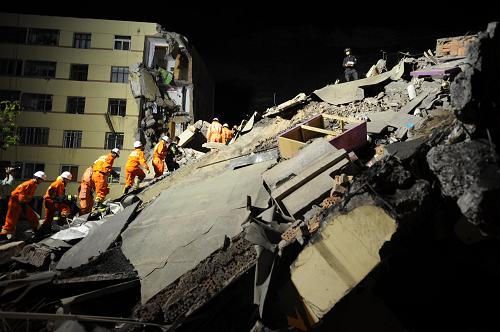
[130,28,214,157]
[1,20,500,332]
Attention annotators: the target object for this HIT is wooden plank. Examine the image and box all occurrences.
[300,125,340,136]
[278,136,306,159]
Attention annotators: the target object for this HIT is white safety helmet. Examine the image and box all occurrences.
[162,136,171,143]
[133,141,142,148]
[61,171,73,181]
[34,171,47,181]
[223,123,229,127]
[213,117,219,122]
[111,148,120,157]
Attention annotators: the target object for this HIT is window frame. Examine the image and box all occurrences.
[23,60,56,78]
[20,93,53,112]
[108,98,127,116]
[110,66,129,83]
[14,162,45,180]
[66,96,85,114]
[0,58,23,76]
[114,35,131,51]
[27,28,59,46]
[63,130,83,149]
[105,132,124,150]
[73,32,91,49]
[17,127,49,145]
[70,64,88,81]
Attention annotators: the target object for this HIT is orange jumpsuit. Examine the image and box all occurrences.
[152,140,168,178]
[125,148,149,187]
[221,127,234,144]
[78,166,94,214]
[207,120,223,143]
[92,153,116,201]
[43,177,70,226]
[1,179,40,234]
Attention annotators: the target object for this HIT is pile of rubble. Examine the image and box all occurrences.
[1,22,500,332]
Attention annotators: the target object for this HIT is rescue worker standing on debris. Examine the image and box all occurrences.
[343,47,358,82]
[78,166,94,215]
[152,136,171,178]
[207,117,223,143]
[92,148,120,211]
[124,141,150,194]
[41,171,72,234]
[221,123,234,144]
[0,171,46,241]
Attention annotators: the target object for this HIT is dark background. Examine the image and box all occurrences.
[2,4,498,124]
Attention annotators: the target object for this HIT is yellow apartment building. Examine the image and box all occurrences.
[0,13,174,205]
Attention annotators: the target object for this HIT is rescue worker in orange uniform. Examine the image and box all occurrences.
[78,166,94,215]
[207,117,223,143]
[221,123,234,144]
[0,171,46,241]
[39,171,72,236]
[91,148,120,211]
[152,136,171,178]
[124,141,150,194]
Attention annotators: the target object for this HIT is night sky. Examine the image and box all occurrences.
[2,4,498,124]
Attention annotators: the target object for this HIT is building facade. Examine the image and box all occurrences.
[0,13,213,204]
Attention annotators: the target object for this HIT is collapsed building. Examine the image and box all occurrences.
[129,29,214,157]
[1,22,500,332]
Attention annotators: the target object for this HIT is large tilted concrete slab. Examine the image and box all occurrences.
[291,205,396,323]
[121,161,273,303]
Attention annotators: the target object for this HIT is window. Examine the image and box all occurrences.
[73,33,91,49]
[108,99,126,116]
[108,167,121,184]
[0,59,22,76]
[63,130,82,148]
[14,162,45,179]
[21,93,52,112]
[111,66,128,83]
[18,127,49,145]
[66,97,85,114]
[23,60,56,78]
[0,90,21,102]
[70,64,88,81]
[114,35,131,50]
[105,132,124,150]
[27,28,59,46]
[0,26,27,44]
[60,165,78,182]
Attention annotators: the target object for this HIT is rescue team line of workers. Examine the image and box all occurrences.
[207,118,234,144]
[0,138,184,241]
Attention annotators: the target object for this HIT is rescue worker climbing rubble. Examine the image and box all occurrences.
[165,136,183,172]
[92,148,120,211]
[78,166,94,215]
[221,123,234,144]
[152,136,171,178]
[39,171,72,236]
[124,141,150,194]
[0,171,46,241]
[207,117,223,143]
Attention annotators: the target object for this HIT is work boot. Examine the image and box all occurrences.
[123,186,131,195]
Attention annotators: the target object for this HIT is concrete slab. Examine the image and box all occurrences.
[121,161,273,303]
[56,202,139,270]
[291,205,396,323]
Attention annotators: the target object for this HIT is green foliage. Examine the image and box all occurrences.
[0,100,20,150]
